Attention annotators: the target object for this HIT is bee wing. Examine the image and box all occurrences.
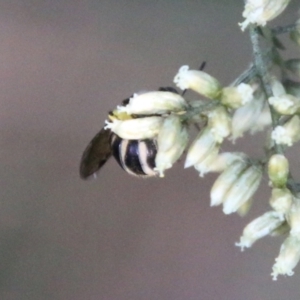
[79,128,112,179]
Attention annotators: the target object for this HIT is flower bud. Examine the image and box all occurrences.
[268,94,300,115]
[154,116,188,177]
[195,151,248,177]
[285,59,300,78]
[193,145,220,177]
[184,127,218,168]
[268,154,289,187]
[286,197,300,236]
[271,115,300,146]
[207,106,231,143]
[271,235,300,280]
[239,0,291,31]
[231,92,265,140]
[222,164,263,215]
[269,188,293,214]
[105,116,163,139]
[205,152,248,174]
[156,115,184,152]
[173,65,222,99]
[210,159,248,207]
[221,83,254,109]
[236,211,285,251]
[117,91,187,115]
[249,101,272,134]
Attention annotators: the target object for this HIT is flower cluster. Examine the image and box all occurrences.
[235,1,300,280]
[102,0,300,280]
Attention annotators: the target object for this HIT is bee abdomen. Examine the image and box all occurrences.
[111,134,158,177]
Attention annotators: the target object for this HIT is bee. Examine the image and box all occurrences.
[79,87,178,179]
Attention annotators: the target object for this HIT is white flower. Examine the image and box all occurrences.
[222,164,263,215]
[117,91,187,115]
[154,115,188,177]
[184,127,218,168]
[269,188,293,215]
[209,152,248,172]
[174,65,222,99]
[231,91,265,140]
[249,100,272,134]
[210,159,248,207]
[156,115,185,152]
[268,154,289,187]
[221,83,254,109]
[236,211,285,251]
[195,152,247,177]
[239,0,291,31]
[269,94,300,115]
[271,115,300,146]
[193,146,220,177]
[207,106,231,143]
[104,116,163,139]
[272,235,300,280]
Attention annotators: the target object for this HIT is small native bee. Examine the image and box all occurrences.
[79,87,178,179]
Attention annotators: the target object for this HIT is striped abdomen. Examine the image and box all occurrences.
[111,134,158,177]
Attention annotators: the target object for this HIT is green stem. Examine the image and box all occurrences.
[272,23,298,35]
[249,25,283,154]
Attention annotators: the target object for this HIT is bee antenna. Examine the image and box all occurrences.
[199,61,206,71]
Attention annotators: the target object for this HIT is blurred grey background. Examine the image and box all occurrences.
[1,0,300,299]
